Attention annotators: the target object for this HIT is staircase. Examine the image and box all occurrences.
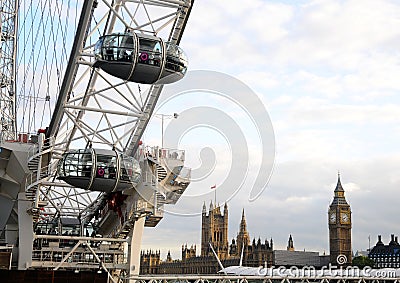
[143,146,191,205]
[137,146,191,226]
[116,218,135,239]
[155,191,166,206]
[25,134,54,219]
[156,164,167,182]
[26,155,46,199]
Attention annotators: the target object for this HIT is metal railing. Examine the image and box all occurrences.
[127,274,400,283]
[0,131,38,144]
[27,135,55,161]
[142,145,185,163]
[32,235,127,269]
[25,161,57,189]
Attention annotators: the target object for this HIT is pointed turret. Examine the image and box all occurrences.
[236,208,250,253]
[166,250,172,262]
[202,201,207,214]
[240,208,247,232]
[223,202,229,252]
[335,172,344,193]
[331,172,348,205]
[287,234,295,251]
[215,204,221,215]
[209,200,214,212]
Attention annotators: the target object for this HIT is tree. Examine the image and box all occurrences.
[352,256,374,268]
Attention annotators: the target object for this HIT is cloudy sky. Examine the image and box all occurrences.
[140,0,400,259]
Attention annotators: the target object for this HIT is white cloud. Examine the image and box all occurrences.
[271,0,400,68]
[17,0,400,264]
[288,103,400,125]
[142,0,400,259]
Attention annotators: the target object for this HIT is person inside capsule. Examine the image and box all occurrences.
[104,36,116,61]
[108,161,116,179]
[119,35,134,62]
[151,42,162,66]
[94,32,187,84]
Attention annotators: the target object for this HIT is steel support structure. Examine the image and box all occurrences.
[16,0,194,280]
[0,0,18,141]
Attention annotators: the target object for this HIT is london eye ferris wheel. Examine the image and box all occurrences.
[0,0,194,280]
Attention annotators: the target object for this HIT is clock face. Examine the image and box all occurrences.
[329,212,336,223]
[340,212,350,223]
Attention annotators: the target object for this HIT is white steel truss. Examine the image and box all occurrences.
[17,0,193,279]
[28,0,193,223]
[0,0,18,141]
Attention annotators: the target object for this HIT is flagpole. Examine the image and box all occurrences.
[211,185,217,207]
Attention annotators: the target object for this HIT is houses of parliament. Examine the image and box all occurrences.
[140,175,352,274]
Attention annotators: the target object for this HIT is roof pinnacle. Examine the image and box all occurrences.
[335,172,344,192]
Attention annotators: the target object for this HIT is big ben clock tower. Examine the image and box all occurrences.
[328,173,352,265]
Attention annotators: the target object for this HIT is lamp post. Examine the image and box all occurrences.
[155,113,179,148]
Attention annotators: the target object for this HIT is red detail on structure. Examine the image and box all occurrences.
[107,192,128,221]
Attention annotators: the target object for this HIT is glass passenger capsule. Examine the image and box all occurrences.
[57,148,141,193]
[93,32,188,84]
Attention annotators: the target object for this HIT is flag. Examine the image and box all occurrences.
[211,185,216,189]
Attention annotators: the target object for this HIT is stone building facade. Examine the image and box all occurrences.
[140,202,274,274]
[141,175,351,274]
[140,250,161,274]
[201,202,229,259]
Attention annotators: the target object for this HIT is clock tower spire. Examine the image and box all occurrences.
[328,173,352,265]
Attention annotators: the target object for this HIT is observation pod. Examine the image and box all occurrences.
[93,32,188,84]
[57,149,141,193]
